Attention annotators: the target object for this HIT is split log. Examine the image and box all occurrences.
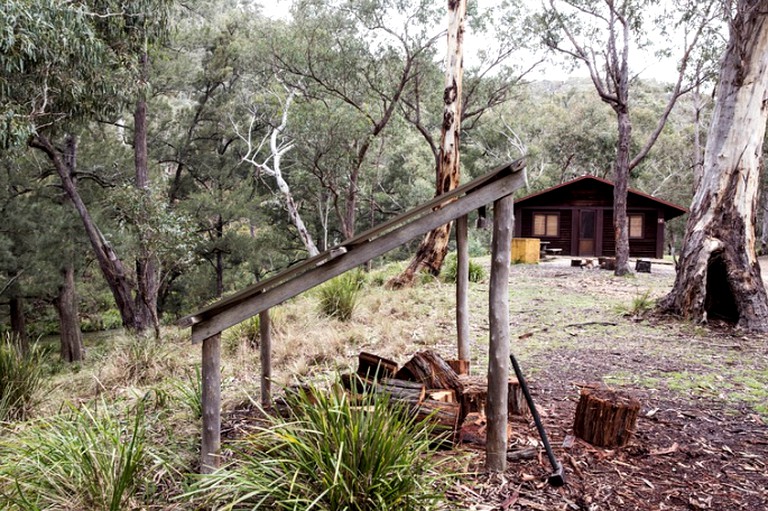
[414,398,461,438]
[396,350,463,397]
[375,378,426,408]
[448,359,470,375]
[357,352,398,380]
[340,373,372,394]
[458,375,528,417]
[428,390,456,403]
[573,386,640,448]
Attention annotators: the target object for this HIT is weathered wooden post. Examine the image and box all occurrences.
[486,195,513,472]
[259,309,272,407]
[456,214,470,365]
[200,332,221,474]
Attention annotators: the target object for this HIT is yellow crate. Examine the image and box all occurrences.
[511,238,540,264]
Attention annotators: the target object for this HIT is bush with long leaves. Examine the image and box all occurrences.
[317,271,365,321]
[190,381,449,510]
[0,333,44,423]
[0,400,148,511]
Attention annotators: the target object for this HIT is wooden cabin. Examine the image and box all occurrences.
[513,176,687,259]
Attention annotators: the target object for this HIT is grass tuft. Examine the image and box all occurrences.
[0,333,45,423]
[188,378,450,510]
[0,399,149,511]
[441,253,486,283]
[317,271,365,321]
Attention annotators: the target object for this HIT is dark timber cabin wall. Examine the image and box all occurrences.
[514,176,687,259]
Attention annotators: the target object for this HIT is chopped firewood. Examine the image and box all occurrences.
[357,352,398,380]
[506,446,537,462]
[573,385,640,448]
[428,389,456,403]
[396,350,464,397]
[375,378,426,407]
[447,359,471,375]
[414,398,461,440]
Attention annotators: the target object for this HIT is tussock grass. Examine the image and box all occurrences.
[0,400,149,511]
[0,333,45,423]
[187,378,450,510]
[317,271,365,321]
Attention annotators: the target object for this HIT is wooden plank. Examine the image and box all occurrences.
[179,160,523,329]
[190,168,526,343]
[486,195,514,473]
[456,214,470,361]
[200,334,221,474]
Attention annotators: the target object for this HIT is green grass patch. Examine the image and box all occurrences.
[188,379,452,510]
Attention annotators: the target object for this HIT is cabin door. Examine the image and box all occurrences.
[578,209,597,256]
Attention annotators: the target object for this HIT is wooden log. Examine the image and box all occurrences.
[573,386,640,448]
[357,351,398,380]
[375,378,426,408]
[259,310,271,407]
[413,398,461,434]
[486,194,513,472]
[456,214,470,361]
[458,375,528,418]
[396,350,464,397]
[340,373,372,394]
[448,359,470,375]
[635,259,652,273]
[200,333,221,474]
[508,378,529,418]
[428,389,456,403]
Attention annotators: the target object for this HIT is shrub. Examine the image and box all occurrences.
[441,253,486,283]
[0,400,148,511]
[189,381,449,510]
[317,271,365,321]
[0,334,44,423]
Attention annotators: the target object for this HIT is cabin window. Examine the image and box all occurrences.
[629,214,644,238]
[533,213,559,237]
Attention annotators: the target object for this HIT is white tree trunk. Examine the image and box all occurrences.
[660,2,768,331]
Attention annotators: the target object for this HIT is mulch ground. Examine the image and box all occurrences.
[451,328,768,510]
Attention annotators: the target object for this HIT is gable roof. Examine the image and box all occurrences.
[514,175,688,220]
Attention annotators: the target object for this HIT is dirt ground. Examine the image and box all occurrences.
[449,258,768,511]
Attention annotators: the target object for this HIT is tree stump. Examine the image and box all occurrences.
[573,386,640,448]
[448,359,471,375]
[457,375,528,418]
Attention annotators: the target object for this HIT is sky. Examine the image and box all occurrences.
[258,0,708,86]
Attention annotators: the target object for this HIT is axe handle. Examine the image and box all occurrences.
[510,354,560,472]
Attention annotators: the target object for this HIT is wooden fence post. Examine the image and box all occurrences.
[486,195,513,472]
[200,333,221,474]
[260,309,272,407]
[456,214,470,363]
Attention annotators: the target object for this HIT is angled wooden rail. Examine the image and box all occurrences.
[182,159,526,473]
[180,159,525,343]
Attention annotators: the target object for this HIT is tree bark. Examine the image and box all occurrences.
[390,0,466,288]
[54,264,84,363]
[133,51,161,338]
[486,195,513,472]
[613,109,632,276]
[9,293,29,355]
[659,1,768,331]
[29,134,143,332]
[456,214,470,361]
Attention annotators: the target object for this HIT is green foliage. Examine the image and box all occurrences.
[110,335,176,385]
[617,290,655,317]
[170,365,202,419]
[0,400,148,511]
[441,253,486,283]
[317,271,365,321]
[0,334,45,423]
[189,381,448,510]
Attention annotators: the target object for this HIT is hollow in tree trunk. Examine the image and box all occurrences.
[54,265,84,362]
[389,0,466,288]
[659,1,768,331]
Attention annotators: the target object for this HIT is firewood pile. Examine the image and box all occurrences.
[341,349,529,444]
